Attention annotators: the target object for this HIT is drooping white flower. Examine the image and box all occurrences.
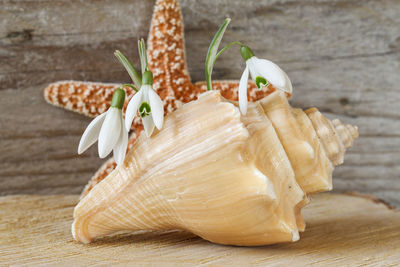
[238,46,293,115]
[78,89,128,166]
[125,70,164,137]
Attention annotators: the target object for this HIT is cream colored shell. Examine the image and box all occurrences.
[72,90,358,246]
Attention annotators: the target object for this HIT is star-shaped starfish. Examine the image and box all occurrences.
[44,0,282,196]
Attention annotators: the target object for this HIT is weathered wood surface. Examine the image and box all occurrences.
[1,193,399,266]
[0,0,399,206]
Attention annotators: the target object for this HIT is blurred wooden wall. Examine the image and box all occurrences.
[0,0,399,206]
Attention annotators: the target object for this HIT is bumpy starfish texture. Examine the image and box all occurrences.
[44,0,283,197]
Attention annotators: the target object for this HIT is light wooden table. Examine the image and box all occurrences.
[1,193,399,266]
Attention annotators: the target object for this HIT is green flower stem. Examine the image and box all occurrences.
[214,41,243,63]
[142,70,153,85]
[240,46,255,61]
[122,83,138,92]
[110,89,126,109]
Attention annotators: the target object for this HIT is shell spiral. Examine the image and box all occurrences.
[72,91,358,246]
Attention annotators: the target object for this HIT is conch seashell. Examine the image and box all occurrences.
[72,90,358,246]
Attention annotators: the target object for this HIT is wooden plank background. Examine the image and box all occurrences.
[0,0,399,206]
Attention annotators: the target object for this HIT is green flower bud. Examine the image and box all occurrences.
[240,46,255,61]
[110,89,126,109]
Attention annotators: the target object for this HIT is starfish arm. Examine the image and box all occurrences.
[43,0,194,120]
[147,0,202,113]
[80,157,117,199]
[44,81,137,118]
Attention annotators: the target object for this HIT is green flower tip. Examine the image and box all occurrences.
[139,102,151,117]
[240,46,255,61]
[142,70,153,85]
[255,76,268,89]
[111,89,126,109]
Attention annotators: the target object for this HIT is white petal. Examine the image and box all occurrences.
[78,112,106,154]
[142,115,155,137]
[238,66,249,115]
[148,88,164,129]
[254,58,290,92]
[125,90,143,131]
[113,115,129,166]
[246,57,259,82]
[98,108,122,158]
[282,70,293,94]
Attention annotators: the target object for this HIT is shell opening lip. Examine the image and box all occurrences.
[71,219,91,244]
[291,230,300,242]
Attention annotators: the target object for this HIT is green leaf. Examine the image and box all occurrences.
[138,39,148,74]
[114,50,142,88]
[205,18,231,91]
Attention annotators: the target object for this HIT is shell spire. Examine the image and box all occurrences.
[332,118,359,149]
[73,91,358,246]
[305,108,358,166]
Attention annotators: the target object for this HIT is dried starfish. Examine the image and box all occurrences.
[44,0,282,197]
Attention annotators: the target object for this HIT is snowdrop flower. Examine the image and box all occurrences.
[78,89,128,166]
[238,45,293,115]
[125,70,164,137]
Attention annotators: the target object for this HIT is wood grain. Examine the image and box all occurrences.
[1,193,399,266]
[0,0,399,206]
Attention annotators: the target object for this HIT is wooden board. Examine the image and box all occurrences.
[0,193,399,266]
[0,0,399,207]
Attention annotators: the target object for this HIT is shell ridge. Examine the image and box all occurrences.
[240,101,305,239]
